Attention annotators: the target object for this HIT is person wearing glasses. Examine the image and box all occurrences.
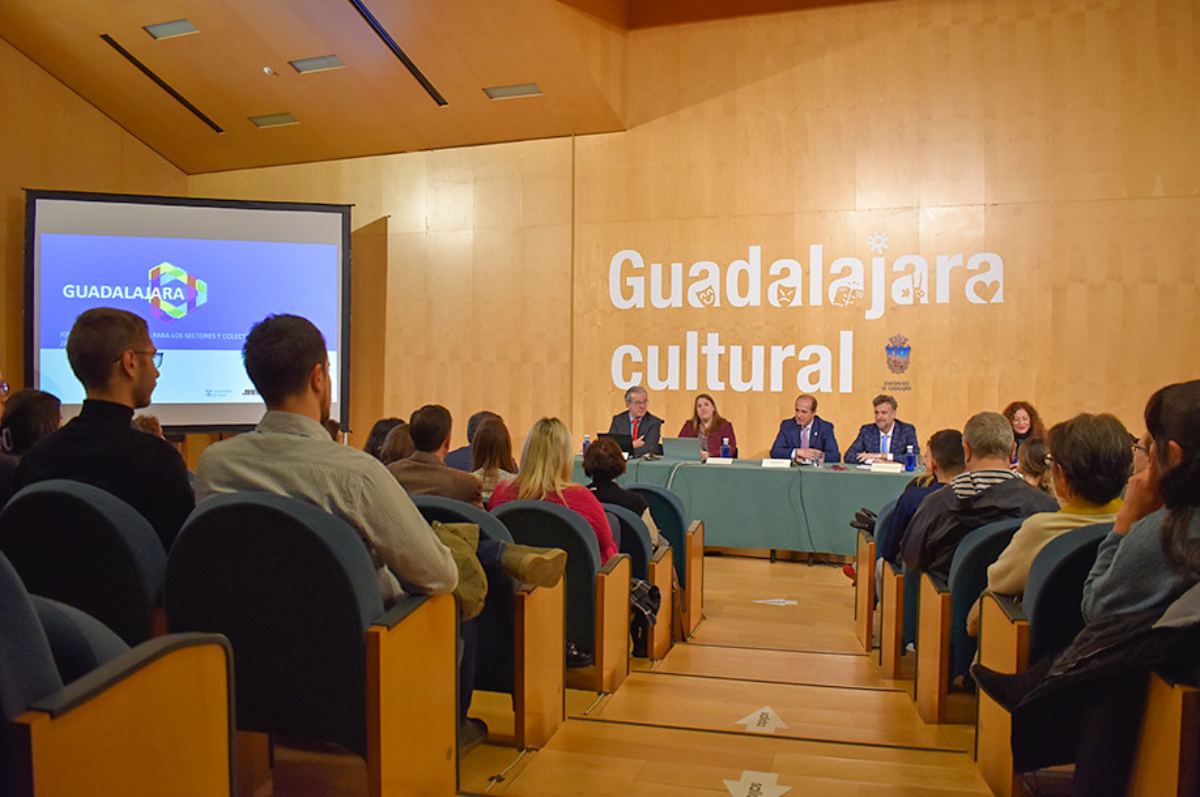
[14,307,193,552]
[966,413,1131,637]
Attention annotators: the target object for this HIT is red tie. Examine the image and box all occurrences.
[632,417,640,440]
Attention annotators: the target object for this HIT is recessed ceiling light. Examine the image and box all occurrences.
[249,113,299,128]
[482,82,543,100]
[143,19,198,41]
[289,54,345,75]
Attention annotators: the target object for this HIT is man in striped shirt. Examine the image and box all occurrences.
[899,412,1059,579]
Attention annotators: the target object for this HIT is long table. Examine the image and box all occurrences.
[572,457,914,556]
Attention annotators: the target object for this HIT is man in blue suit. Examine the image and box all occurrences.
[843,394,919,463]
[770,394,840,463]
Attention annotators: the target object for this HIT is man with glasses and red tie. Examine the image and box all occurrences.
[15,307,193,552]
[608,385,663,458]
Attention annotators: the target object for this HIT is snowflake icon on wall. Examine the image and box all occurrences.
[867,232,890,254]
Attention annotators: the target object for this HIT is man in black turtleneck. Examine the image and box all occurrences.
[15,307,193,552]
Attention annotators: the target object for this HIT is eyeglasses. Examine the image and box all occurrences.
[1132,442,1150,456]
[120,350,163,368]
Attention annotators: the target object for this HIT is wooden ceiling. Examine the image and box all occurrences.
[0,0,836,174]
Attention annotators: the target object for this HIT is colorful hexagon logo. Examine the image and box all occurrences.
[148,262,207,321]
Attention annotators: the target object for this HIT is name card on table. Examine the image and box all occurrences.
[760,458,792,469]
[706,457,734,465]
[869,461,904,474]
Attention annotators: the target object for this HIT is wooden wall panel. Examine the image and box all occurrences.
[191,139,575,451]
[191,0,1197,460]
[0,36,186,392]
[572,0,1200,457]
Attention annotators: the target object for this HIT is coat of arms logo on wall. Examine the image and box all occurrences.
[885,333,911,374]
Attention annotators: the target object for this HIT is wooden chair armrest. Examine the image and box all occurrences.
[978,593,1029,674]
[855,532,877,651]
[513,581,565,749]
[593,554,631,693]
[12,634,234,797]
[879,562,906,679]
[916,572,952,724]
[684,520,705,637]
[1128,672,1200,797]
[366,592,457,797]
[648,546,674,661]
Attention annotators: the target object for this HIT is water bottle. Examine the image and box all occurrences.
[582,434,590,456]
[904,445,916,472]
[720,437,731,458]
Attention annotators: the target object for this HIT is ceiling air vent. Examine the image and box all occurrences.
[249,113,300,128]
[483,82,543,100]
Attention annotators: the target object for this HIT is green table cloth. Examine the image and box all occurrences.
[573,456,914,556]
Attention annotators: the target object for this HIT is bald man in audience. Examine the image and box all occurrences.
[900,412,1059,579]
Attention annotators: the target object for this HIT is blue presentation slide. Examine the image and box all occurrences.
[38,233,341,404]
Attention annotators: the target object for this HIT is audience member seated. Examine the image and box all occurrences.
[583,437,662,546]
[322,417,342,442]
[1082,379,1200,623]
[972,382,1200,794]
[843,394,920,464]
[196,314,458,604]
[1003,400,1046,459]
[878,430,965,567]
[769,393,840,463]
[15,308,194,552]
[678,393,737,459]
[966,413,1131,636]
[131,413,163,438]
[0,388,61,507]
[471,416,518,503]
[608,385,663,458]
[379,422,415,465]
[490,417,618,563]
[900,412,1058,579]
[389,405,484,507]
[446,410,500,472]
[363,416,404,461]
[1016,437,1054,494]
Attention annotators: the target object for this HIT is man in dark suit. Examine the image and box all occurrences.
[769,393,840,462]
[843,394,920,464]
[608,385,663,457]
[444,410,499,472]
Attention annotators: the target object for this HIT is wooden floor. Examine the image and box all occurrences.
[457,556,990,796]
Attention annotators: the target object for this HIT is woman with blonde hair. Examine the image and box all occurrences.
[487,417,617,562]
[471,416,518,503]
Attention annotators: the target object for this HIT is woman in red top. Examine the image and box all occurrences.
[487,417,618,563]
[678,393,737,459]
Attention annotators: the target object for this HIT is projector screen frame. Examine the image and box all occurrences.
[23,188,353,435]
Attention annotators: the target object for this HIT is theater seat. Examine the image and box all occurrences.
[916,518,1022,724]
[855,499,896,652]
[165,492,457,796]
[626,484,704,638]
[492,501,631,693]
[975,523,1110,797]
[0,552,233,797]
[0,480,167,645]
[411,495,564,749]
[603,502,673,661]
